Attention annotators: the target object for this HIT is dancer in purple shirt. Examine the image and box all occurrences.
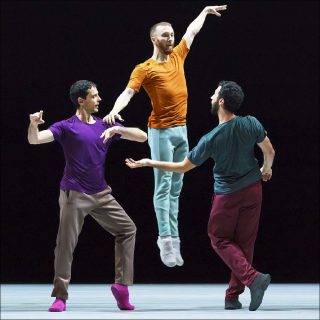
[28,80,147,312]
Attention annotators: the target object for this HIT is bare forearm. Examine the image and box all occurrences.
[126,156,196,172]
[258,137,275,170]
[183,5,227,48]
[186,9,209,37]
[111,89,134,114]
[262,149,275,170]
[118,127,147,142]
[28,124,54,144]
[146,160,187,173]
[28,123,40,144]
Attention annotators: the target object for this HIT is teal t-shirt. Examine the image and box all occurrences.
[188,116,266,194]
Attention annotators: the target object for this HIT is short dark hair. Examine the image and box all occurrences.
[150,22,172,37]
[69,80,97,108]
[218,81,244,113]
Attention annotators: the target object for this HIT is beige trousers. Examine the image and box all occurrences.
[51,187,136,300]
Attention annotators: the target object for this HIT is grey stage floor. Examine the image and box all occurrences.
[1,284,319,319]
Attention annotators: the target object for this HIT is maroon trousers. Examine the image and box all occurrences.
[208,181,262,301]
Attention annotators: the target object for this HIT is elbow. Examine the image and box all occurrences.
[28,137,39,145]
[141,133,148,143]
[178,166,191,174]
[137,131,148,143]
[270,148,276,158]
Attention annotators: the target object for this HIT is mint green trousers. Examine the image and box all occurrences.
[148,126,189,237]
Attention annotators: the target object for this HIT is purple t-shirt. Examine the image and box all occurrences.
[49,115,122,194]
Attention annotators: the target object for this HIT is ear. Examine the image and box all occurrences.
[151,36,156,44]
[77,97,85,106]
[219,98,224,106]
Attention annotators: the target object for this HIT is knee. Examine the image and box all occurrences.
[132,223,137,235]
[208,228,224,250]
[155,183,171,198]
[128,222,137,237]
[156,171,171,188]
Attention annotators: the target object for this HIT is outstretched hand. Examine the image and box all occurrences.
[205,5,227,17]
[29,110,45,125]
[103,112,124,125]
[125,158,150,169]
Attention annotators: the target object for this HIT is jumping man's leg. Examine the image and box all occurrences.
[148,127,176,267]
[170,126,189,266]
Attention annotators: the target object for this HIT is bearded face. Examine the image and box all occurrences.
[156,39,174,54]
[211,99,220,115]
[153,25,175,55]
[210,86,222,115]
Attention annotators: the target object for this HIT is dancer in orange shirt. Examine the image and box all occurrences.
[104,5,227,267]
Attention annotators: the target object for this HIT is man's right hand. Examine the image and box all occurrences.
[29,110,45,126]
[103,112,124,125]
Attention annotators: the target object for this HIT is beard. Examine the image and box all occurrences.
[211,100,219,115]
[163,46,173,54]
[158,42,174,55]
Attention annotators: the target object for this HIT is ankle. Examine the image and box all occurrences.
[114,283,127,287]
[159,235,171,239]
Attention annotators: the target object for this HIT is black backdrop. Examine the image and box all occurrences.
[1,1,319,284]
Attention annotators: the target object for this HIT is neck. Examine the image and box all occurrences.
[76,108,95,124]
[152,48,169,62]
[218,110,235,125]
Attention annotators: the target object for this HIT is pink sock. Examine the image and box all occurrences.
[48,298,66,312]
[111,284,135,310]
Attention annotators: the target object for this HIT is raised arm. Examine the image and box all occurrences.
[183,4,227,49]
[257,136,275,182]
[28,110,54,144]
[103,88,136,125]
[125,157,196,174]
[100,126,147,143]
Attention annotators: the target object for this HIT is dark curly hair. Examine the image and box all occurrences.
[218,81,244,113]
[69,80,97,108]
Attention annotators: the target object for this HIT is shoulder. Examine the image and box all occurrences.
[240,115,259,122]
[172,38,189,59]
[173,38,188,51]
[93,115,103,123]
[50,115,75,129]
[243,115,263,127]
[198,128,217,145]
[234,115,257,125]
[102,120,124,130]
[134,59,154,72]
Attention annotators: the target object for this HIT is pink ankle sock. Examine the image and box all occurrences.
[48,298,66,312]
[111,284,135,310]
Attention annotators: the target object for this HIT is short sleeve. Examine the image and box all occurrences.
[126,64,147,93]
[173,38,189,61]
[48,120,65,142]
[250,117,267,143]
[187,135,212,166]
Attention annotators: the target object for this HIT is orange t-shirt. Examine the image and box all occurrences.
[127,39,189,128]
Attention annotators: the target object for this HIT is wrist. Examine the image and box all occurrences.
[29,122,38,128]
[146,159,152,167]
[115,126,124,135]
